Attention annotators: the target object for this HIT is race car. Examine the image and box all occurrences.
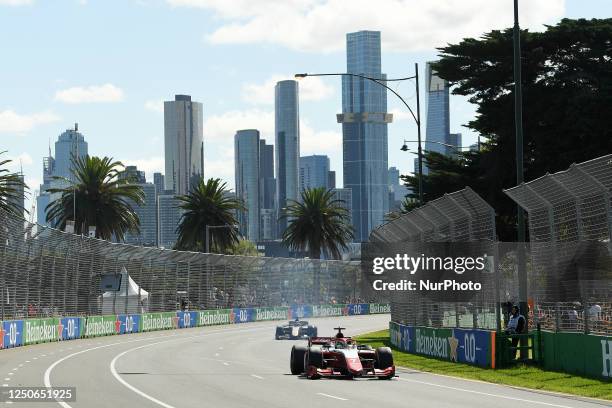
[275,318,318,340]
[289,327,395,379]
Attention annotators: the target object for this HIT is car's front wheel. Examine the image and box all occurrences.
[290,345,307,375]
[304,348,323,379]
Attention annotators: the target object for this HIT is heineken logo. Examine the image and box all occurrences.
[415,329,449,359]
[84,319,115,337]
[141,314,173,331]
[312,305,343,317]
[255,309,287,321]
[370,304,391,314]
[199,310,231,326]
[25,320,56,344]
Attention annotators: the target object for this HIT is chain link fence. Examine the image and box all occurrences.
[0,208,377,321]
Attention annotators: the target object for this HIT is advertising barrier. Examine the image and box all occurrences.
[0,303,391,350]
[389,321,493,368]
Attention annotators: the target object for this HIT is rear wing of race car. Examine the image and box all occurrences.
[308,336,353,346]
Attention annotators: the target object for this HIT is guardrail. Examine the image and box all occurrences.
[0,303,391,350]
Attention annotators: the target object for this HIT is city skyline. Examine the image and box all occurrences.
[0,0,607,220]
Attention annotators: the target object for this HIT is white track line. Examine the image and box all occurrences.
[317,392,348,401]
[398,378,576,408]
[250,374,264,380]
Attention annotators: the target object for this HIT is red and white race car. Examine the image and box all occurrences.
[289,327,395,380]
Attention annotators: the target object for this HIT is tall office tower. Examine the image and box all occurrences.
[338,30,391,242]
[388,166,408,209]
[119,165,146,183]
[125,182,157,246]
[331,188,353,225]
[37,124,88,225]
[260,208,276,241]
[424,62,450,173]
[8,173,25,218]
[157,191,182,249]
[235,129,260,242]
[299,155,330,192]
[153,173,165,195]
[164,95,204,195]
[275,80,300,236]
[446,132,462,156]
[328,171,336,189]
[259,139,275,211]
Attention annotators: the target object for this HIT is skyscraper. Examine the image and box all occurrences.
[299,155,330,192]
[424,61,450,160]
[331,188,353,226]
[338,30,391,242]
[37,124,88,225]
[164,95,204,195]
[153,172,165,195]
[388,166,408,210]
[275,80,300,236]
[259,139,275,211]
[157,192,182,249]
[119,165,146,184]
[235,129,260,242]
[119,165,156,246]
[447,132,462,156]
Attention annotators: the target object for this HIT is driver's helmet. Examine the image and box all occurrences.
[335,341,346,349]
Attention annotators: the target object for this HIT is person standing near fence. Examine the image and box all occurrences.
[505,305,526,359]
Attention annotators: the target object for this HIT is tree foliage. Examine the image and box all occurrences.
[402,18,612,240]
[175,177,244,253]
[282,187,353,260]
[46,155,144,240]
[0,151,27,217]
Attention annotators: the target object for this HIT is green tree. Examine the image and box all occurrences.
[224,239,261,256]
[46,155,144,240]
[0,151,28,217]
[402,18,612,240]
[175,177,244,253]
[282,187,353,260]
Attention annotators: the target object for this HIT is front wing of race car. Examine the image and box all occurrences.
[306,364,395,379]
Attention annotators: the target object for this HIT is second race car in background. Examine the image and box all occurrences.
[275,318,318,339]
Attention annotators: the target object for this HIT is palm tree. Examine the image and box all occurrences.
[0,151,28,217]
[282,187,353,260]
[175,177,244,253]
[46,155,144,240]
[385,196,417,221]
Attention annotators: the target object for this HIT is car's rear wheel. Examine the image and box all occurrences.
[290,345,307,375]
[375,347,394,379]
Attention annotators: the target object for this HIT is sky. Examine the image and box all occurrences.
[0,0,610,221]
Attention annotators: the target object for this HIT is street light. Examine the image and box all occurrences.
[295,64,425,205]
[401,139,466,152]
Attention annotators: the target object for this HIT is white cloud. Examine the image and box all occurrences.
[0,0,32,5]
[54,83,124,104]
[242,75,333,105]
[204,147,235,183]
[168,0,565,53]
[300,121,342,155]
[204,109,274,141]
[0,110,60,133]
[144,99,164,113]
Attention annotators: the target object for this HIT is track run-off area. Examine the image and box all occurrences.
[0,314,607,408]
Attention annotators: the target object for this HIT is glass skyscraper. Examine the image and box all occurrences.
[339,30,391,242]
[275,80,300,236]
[164,95,204,195]
[299,155,330,192]
[235,129,261,242]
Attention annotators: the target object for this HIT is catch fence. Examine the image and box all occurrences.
[0,209,375,321]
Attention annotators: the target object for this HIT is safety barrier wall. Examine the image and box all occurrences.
[0,303,390,350]
[389,321,494,368]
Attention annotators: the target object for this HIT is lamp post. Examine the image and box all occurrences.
[295,63,424,205]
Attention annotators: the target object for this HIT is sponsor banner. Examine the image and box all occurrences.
[116,314,141,334]
[254,307,290,322]
[233,308,255,324]
[141,312,178,332]
[1,320,24,349]
[289,305,313,319]
[348,303,370,316]
[83,315,119,337]
[390,321,493,367]
[24,318,59,345]
[311,304,348,318]
[177,311,197,328]
[59,317,82,341]
[198,309,233,326]
[452,328,491,367]
[369,303,391,314]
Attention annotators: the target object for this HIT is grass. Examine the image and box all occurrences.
[355,330,612,401]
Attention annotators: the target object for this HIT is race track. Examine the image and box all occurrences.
[0,314,607,408]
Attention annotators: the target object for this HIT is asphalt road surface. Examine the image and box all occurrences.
[0,314,608,408]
